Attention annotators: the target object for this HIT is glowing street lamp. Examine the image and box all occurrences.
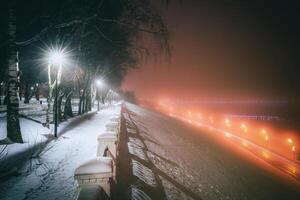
[264,135,269,142]
[95,79,104,88]
[287,138,297,160]
[260,129,270,148]
[224,119,231,127]
[261,129,267,135]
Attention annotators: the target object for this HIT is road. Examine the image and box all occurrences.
[123,103,300,200]
[174,115,300,183]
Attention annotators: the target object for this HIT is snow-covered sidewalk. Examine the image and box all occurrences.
[118,103,300,200]
[0,103,121,200]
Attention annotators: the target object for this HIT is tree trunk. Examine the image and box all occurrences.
[78,92,84,115]
[78,96,82,115]
[45,64,53,128]
[0,84,3,105]
[19,84,22,101]
[57,92,64,122]
[82,94,86,113]
[35,85,40,100]
[24,82,29,103]
[64,91,73,118]
[6,5,23,143]
[87,87,92,111]
[84,92,88,113]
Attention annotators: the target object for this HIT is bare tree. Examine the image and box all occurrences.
[6,1,23,143]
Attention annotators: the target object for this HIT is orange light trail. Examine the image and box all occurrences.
[153,100,300,183]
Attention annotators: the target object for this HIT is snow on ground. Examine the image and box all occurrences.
[0,117,51,172]
[121,103,300,200]
[0,103,121,200]
[0,98,82,122]
[0,98,48,120]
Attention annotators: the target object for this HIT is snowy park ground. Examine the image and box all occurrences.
[118,103,300,200]
[0,102,121,200]
[0,98,80,122]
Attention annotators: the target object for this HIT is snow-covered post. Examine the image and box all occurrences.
[105,122,120,135]
[97,133,118,158]
[74,157,113,197]
[97,132,118,181]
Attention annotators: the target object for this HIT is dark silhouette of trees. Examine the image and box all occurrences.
[0,0,170,142]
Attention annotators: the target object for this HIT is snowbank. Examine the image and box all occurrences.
[0,103,121,200]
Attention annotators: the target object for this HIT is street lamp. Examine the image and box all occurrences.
[95,79,104,111]
[47,49,68,138]
[261,129,270,148]
[287,138,296,161]
[224,119,231,127]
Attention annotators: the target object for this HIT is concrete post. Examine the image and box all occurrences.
[74,157,113,197]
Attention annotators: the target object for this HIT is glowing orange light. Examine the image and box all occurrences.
[292,145,296,152]
[240,124,248,133]
[242,140,248,147]
[225,132,231,138]
[288,165,296,174]
[262,150,269,159]
[261,129,267,135]
[224,119,231,127]
[265,135,269,141]
[287,138,293,144]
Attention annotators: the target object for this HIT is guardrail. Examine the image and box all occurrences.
[74,113,121,199]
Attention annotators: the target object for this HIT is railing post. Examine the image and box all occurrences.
[74,157,113,198]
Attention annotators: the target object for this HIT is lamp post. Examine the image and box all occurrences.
[54,66,59,137]
[47,49,67,137]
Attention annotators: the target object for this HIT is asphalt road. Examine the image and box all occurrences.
[124,103,300,200]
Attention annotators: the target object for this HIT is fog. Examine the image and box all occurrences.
[122,1,300,101]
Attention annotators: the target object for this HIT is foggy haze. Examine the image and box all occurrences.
[122,0,300,100]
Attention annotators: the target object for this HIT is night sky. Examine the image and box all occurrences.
[122,1,300,100]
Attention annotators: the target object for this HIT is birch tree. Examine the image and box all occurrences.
[6,1,23,143]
